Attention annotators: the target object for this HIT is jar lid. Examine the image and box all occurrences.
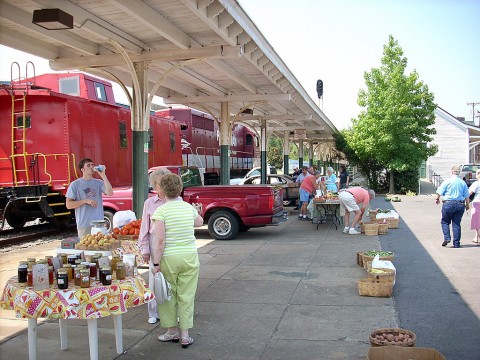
[117,262,125,266]
[112,254,120,258]
[58,268,67,273]
[37,259,48,264]
[63,264,72,268]
[68,255,77,258]
[19,261,28,265]
[45,255,53,259]
[18,264,28,268]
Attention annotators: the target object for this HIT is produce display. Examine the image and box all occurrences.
[370,328,416,347]
[363,250,393,257]
[76,233,120,250]
[112,219,141,239]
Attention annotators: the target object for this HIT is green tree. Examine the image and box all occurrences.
[350,35,437,193]
[267,137,284,170]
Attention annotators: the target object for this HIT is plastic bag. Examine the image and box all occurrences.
[113,210,136,228]
[153,272,172,304]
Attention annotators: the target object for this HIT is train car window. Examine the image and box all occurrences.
[119,122,128,148]
[246,134,253,146]
[94,82,107,102]
[169,131,176,152]
[15,114,31,128]
[148,128,154,150]
[59,76,80,96]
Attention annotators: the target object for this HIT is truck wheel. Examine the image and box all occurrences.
[104,210,114,232]
[208,211,239,240]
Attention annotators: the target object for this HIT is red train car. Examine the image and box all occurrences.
[156,107,259,182]
[0,72,182,229]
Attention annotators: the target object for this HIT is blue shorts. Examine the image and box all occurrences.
[300,188,311,202]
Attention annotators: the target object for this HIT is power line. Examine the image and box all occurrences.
[467,102,480,122]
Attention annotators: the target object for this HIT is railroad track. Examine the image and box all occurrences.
[0,223,77,249]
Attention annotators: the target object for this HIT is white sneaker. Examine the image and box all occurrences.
[148,317,159,324]
[349,228,361,235]
[343,227,350,234]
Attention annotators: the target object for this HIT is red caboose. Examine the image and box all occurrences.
[156,107,259,183]
[0,72,182,229]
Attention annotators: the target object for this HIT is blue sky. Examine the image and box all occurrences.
[240,0,480,129]
[1,0,479,130]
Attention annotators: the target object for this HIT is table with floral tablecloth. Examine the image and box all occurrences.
[0,275,154,360]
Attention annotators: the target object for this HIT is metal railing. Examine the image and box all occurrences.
[428,166,443,188]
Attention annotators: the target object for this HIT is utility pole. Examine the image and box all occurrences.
[467,102,480,123]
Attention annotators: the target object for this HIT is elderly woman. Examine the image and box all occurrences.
[151,173,204,348]
[138,167,172,324]
[468,169,480,244]
[325,167,339,192]
[339,187,375,235]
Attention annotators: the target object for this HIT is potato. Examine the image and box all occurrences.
[386,334,394,341]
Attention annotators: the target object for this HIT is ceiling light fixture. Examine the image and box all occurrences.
[32,9,73,30]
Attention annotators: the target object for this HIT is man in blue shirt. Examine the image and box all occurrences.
[435,165,470,248]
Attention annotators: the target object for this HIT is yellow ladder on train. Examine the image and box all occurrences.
[10,61,35,186]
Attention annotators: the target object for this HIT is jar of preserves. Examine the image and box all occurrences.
[116,262,126,280]
[67,255,77,265]
[89,262,97,280]
[57,269,68,289]
[27,268,33,286]
[80,269,90,288]
[63,264,73,282]
[102,267,112,286]
[58,253,68,265]
[74,265,84,286]
[48,266,54,285]
[110,254,120,271]
[27,259,36,270]
[45,256,54,266]
[99,266,106,284]
[18,262,28,283]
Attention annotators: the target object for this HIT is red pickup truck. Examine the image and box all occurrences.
[102,166,287,240]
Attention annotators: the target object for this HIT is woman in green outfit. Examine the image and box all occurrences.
[151,173,204,348]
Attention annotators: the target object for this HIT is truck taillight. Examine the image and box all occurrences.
[269,194,274,209]
[468,172,472,179]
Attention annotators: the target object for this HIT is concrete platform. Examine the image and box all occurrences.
[1,187,479,359]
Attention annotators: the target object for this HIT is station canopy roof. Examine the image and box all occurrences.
[0,0,338,141]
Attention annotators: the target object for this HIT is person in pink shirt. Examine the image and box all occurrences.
[299,171,322,220]
[338,187,375,234]
[138,167,172,324]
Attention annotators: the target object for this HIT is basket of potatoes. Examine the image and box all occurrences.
[370,328,416,347]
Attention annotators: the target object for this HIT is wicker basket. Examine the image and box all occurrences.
[369,210,378,220]
[378,223,389,235]
[367,268,395,283]
[356,252,364,266]
[364,222,379,236]
[369,328,416,347]
[386,217,399,229]
[358,278,393,297]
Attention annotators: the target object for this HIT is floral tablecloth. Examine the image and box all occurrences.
[0,275,154,319]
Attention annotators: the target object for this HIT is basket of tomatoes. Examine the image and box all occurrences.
[112,219,141,240]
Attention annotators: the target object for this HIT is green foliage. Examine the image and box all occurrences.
[267,137,284,169]
[346,35,438,192]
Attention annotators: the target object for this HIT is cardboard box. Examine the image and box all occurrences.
[367,347,446,360]
[61,237,79,249]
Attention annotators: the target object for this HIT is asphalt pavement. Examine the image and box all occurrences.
[0,181,479,359]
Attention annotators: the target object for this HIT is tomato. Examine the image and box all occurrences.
[113,228,120,234]
[134,228,140,235]
[129,228,135,235]
[121,228,129,235]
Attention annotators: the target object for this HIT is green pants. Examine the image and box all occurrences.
[158,253,199,330]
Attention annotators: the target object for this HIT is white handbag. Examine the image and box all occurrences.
[153,272,172,304]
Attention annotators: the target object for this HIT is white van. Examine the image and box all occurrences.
[230,166,278,185]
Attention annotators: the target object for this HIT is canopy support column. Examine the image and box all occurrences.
[283,130,289,175]
[219,102,231,185]
[261,119,267,184]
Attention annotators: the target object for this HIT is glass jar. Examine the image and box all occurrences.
[67,255,77,265]
[110,254,120,271]
[116,262,126,280]
[75,259,82,266]
[18,263,28,283]
[48,266,54,285]
[89,262,97,280]
[58,253,68,265]
[80,269,90,288]
[27,268,33,286]
[102,267,112,286]
[27,259,36,270]
[57,269,68,289]
[45,256,54,266]
[99,266,106,284]
[63,264,73,282]
[74,265,84,286]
